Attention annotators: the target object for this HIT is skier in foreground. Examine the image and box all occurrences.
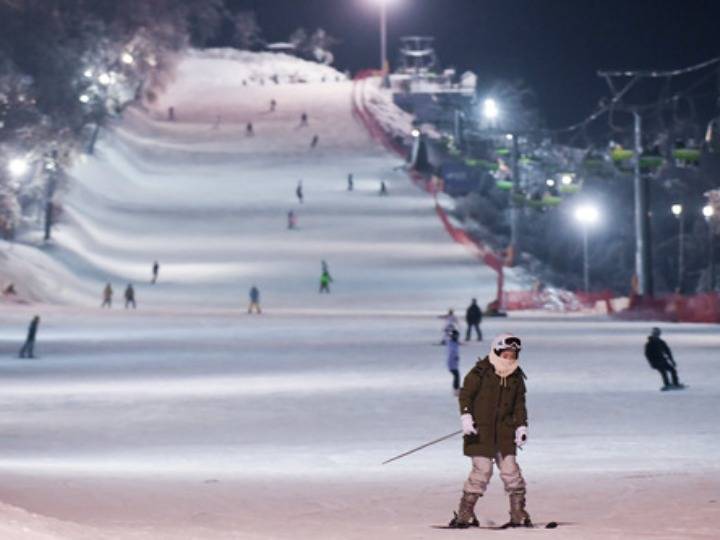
[449,333,531,529]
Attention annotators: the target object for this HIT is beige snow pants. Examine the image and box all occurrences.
[463,453,526,495]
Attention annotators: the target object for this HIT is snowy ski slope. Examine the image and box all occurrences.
[3,49,498,309]
[0,51,718,539]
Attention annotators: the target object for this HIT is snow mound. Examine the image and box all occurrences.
[184,48,346,85]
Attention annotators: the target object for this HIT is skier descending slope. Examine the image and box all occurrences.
[101,283,113,307]
[645,327,684,390]
[319,269,333,293]
[438,309,459,345]
[449,333,531,529]
[151,261,159,284]
[446,329,461,396]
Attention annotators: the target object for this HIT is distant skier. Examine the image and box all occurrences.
[439,309,459,344]
[124,284,136,309]
[645,327,684,390]
[310,134,319,148]
[347,173,354,191]
[270,99,277,112]
[319,270,333,293]
[379,180,388,196]
[246,122,254,136]
[465,298,483,341]
[167,106,175,121]
[321,260,330,274]
[19,315,40,359]
[300,112,308,126]
[447,328,461,396]
[101,283,113,308]
[151,261,159,284]
[296,181,304,204]
[248,285,261,314]
[449,333,531,529]
[287,210,297,230]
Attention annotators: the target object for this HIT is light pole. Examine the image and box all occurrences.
[372,0,393,88]
[703,204,716,291]
[671,204,684,292]
[482,98,521,264]
[574,204,600,292]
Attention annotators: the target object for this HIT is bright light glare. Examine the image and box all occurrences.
[574,204,600,225]
[483,98,499,120]
[546,179,556,187]
[83,68,93,78]
[98,73,112,86]
[671,204,683,216]
[411,128,421,138]
[703,205,715,218]
[8,158,29,177]
[121,52,134,65]
[505,134,513,141]
[561,174,573,185]
[79,94,90,103]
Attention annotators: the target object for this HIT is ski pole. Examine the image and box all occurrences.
[382,430,462,465]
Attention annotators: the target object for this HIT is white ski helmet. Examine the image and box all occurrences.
[492,333,522,355]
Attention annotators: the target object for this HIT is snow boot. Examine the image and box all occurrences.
[447,492,481,528]
[501,491,532,528]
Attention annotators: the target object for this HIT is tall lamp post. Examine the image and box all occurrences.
[671,204,684,292]
[574,204,600,292]
[703,204,716,291]
[372,0,394,88]
[482,98,522,264]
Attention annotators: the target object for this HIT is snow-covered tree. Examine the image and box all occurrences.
[231,11,263,51]
[288,27,338,65]
[0,0,213,240]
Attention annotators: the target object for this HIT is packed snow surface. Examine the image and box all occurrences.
[1,50,718,539]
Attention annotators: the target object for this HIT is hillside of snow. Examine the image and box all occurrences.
[3,48,499,309]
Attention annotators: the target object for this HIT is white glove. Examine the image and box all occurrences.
[461,414,477,436]
[515,426,528,448]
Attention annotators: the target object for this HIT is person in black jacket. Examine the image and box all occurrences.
[19,315,40,358]
[465,298,483,341]
[644,327,683,390]
[125,284,136,309]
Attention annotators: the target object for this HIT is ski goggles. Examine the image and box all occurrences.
[495,335,522,352]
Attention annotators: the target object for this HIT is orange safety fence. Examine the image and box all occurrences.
[622,292,720,323]
[503,290,615,313]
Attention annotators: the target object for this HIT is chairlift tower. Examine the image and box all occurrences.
[398,36,438,75]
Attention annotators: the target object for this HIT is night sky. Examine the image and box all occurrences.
[226,0,720,129]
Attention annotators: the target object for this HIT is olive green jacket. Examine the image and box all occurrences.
[458,357,528,458]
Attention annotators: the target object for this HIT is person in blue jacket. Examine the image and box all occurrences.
[447,328,461,396]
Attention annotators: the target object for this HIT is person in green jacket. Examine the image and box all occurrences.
[448,333,531,529]
[319,270,333,293]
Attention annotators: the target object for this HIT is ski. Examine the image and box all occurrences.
[431,521,560,530]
